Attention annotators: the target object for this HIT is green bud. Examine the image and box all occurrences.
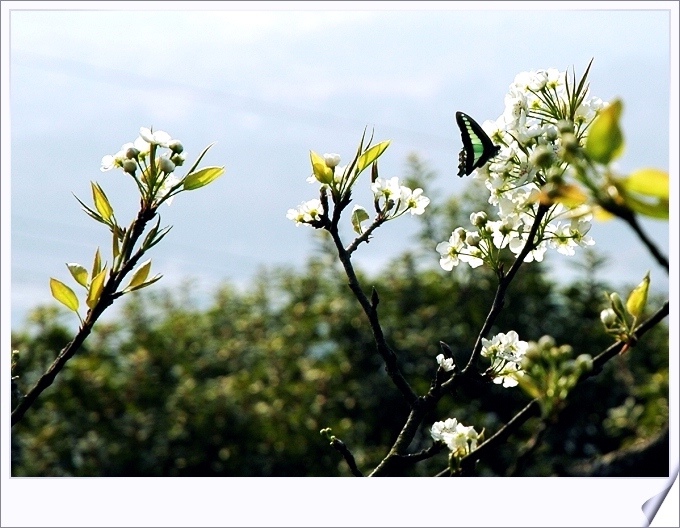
[168,140,184,154]
[537,335,556,349]
[559,133,580,158]
[123,159,137,175]
[530,145,555,169]
[557,119,574,134]
[575,354,593,372]
[159,157,176,174]
[609,292,627,319]
[546,166,564,184]
[171,153,186,167]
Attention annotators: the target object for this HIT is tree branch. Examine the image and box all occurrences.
[462,204,549,374]
[454,300,669,475]
[329,437,363,477]
[11,205,158,427]
[328,225,418,406]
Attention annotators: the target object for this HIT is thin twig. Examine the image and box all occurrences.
[329,225,418,406]
[602,203,670,274]
[330,437,363,477]
[346,217,387,255]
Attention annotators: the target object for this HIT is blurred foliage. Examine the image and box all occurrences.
[11,155,668,477]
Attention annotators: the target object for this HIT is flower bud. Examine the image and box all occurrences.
[470,211,488,227]
[159,157,176,174]
[537,335,555,349]
[575,354,593,372]
[126,147,140,160]
[600,308,617,326]
[609,292,626,318]
[465,231,481,247]
[324,153,341,168]
[559,133,580,157]
[557,119,574,134]
[171,153,186,167]
[122,159,137,175]
[546,166,564,184]
[168,140,184,154]
[530,145,554,169]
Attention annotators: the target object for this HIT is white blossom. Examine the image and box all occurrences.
[436,354,455,372]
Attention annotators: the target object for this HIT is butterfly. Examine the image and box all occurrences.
[456,111,500,177]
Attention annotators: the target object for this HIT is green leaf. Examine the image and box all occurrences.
[66,263,89,288]
[184,142,216,176]
[86,267,107,309]
[125,274,163,293]
[183,166,225,191]
[538,182,588,208]
[621,169,669,200]
[50,278,79,312]
[144,225,172,251]
[91,182,114,221]
[621,192,669,220]
[91,248,102,278]
[344,128,369,180]
[585,99,624,164]
[626,272,650,319]
[309,151,333,184]
[351,207,370,235]
[73,194,108,226]
[112,229,121,260]
[126,260,152,291]
[357,140,391,173]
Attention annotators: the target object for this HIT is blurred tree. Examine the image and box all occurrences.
[11,156,668,477]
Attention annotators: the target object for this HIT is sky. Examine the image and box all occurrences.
[6,4,674,330]
[1,3,679,526]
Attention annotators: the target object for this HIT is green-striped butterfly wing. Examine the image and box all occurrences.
[456,111,500,177]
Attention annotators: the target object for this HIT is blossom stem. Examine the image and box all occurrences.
[462,204,550,374]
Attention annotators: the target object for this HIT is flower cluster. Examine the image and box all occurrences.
[430,417,480,458]
[517,336,593,417]
[286,198,324,227]
[480,330,529,388]
[287,146,430,230]
[437,66,603,272]
[101,127,186,207]
[371,176,430,219]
